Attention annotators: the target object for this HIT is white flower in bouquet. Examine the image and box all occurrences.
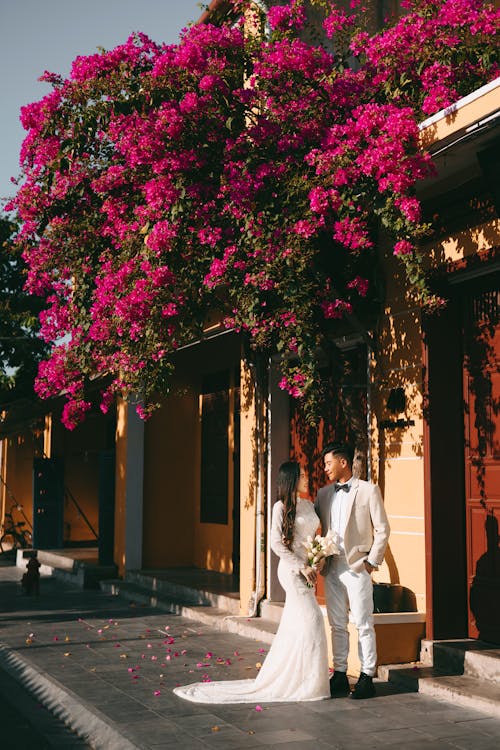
[303,530,340,571]
[320,529,340,558]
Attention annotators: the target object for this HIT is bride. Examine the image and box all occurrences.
[173,460,330,703]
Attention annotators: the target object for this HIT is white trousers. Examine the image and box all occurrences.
[324,555,377,677]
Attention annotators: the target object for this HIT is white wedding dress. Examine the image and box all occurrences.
[173,498,330,703]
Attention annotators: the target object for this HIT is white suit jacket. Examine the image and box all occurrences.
[314,477,390,574]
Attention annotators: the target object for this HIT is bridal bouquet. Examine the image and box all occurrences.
[302,530,339,585]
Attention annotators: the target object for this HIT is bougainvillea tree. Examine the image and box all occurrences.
[6,0,499,428]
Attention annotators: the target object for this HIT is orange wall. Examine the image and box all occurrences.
[370,240,427,611]
[142,379,198,569]
[141,334,242,574]
[50,408,114,543]
[1,430,42,531]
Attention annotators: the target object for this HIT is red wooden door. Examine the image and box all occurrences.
[464,288,500,643]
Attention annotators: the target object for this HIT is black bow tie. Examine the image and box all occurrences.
[334,483,350,492]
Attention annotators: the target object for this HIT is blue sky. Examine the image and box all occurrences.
[0,0,203,204]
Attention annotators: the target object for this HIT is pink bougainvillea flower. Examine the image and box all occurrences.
[8,0,496,428]
[393,240,414,256]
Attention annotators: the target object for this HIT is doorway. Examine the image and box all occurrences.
[199,366,240,575]
[463,286,500,643]
[425,274,500,642]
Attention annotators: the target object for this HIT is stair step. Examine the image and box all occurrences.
[125,569,240,615]
[100,579,278,644]
[464,648,500,684]
[16,548,117,589]
[259,600,284,624]
[378,661,500,717]
[420,638,500,684]
[419,674,500,717]
[377,662,428,691]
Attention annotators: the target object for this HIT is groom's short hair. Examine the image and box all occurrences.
[322,441,354,466]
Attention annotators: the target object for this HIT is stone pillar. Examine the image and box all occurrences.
[114,398,144,574]
[239,359,257,614]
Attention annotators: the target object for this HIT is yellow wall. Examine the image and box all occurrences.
[0,430,42,531]
[50,409,113,543]
[371,242,427,613]
[1,408,112,552]
[346,617,426,675]
[322,610,425,676]
[142,377,198,569]
[141,334,244,579]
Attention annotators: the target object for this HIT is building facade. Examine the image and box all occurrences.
[1,5,499,671]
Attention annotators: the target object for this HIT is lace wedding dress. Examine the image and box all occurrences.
[173,498,330,703]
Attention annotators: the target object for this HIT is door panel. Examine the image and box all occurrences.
[200,371,230,525]
[464,288,500,643]
[32,458,64,549]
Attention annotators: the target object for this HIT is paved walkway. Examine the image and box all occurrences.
[1,560,500,750]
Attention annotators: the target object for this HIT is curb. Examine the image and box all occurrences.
[0,643,139,750]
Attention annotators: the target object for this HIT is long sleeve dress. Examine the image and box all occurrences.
[173,498,330,703]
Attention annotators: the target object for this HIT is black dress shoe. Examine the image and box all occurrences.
[329,670,350,697]
[350,672,375,699]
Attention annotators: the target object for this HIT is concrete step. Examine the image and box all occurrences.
[16,548,117,589]
[421,638,500,683]
[125,569,240,615]
[418,673,500,716]
[379,638,500,717]
[100,578,278,644]
[465,648,500,684]
[379,662,500,717]
[259,599,284,624]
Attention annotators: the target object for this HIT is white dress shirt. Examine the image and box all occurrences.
[330,480,378,568]
[330,480,352,555]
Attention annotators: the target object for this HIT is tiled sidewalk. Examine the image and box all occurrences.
[1,562,500,749]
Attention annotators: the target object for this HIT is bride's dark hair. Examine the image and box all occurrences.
[277,460,300,549]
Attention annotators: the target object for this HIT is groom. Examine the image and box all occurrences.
[315,442,390,699]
